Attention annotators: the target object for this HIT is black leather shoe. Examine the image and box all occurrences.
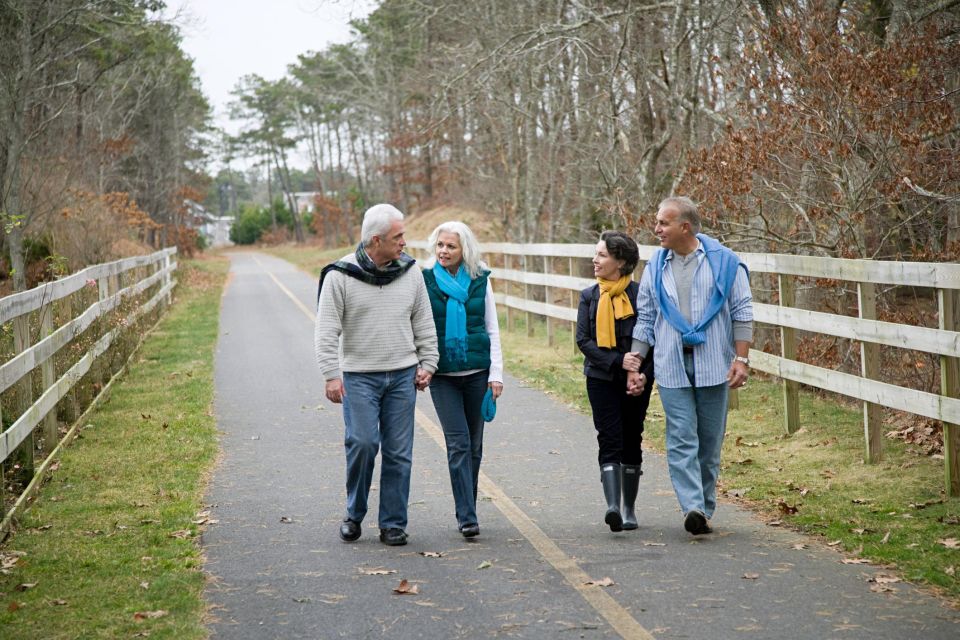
[339,518,361,542]
[379,528,408,546]
[460,523,480,538]
[683,510,713,535]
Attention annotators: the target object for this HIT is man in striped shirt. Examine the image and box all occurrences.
[629,196,753,535]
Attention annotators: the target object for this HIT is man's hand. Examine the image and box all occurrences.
[727,361,749,389]
[415,368,433,391]
[621,352,641,372]
[626,371,646,396]
[325,378,345,404]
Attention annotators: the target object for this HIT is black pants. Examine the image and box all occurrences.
[586,372,653,466]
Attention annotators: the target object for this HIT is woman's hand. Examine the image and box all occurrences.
[621,351,641,372]
[489,381,503,400]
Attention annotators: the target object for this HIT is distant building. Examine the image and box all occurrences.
[293,191,322,213]
[184,200,234,248]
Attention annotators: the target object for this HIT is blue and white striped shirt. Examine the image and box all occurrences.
[632,244,753,389]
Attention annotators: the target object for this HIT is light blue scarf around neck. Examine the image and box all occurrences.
[432,262,472,368]
[652,233,748,346]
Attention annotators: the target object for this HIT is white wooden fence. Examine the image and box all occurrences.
[0,248,177,532]
[410,240,960,495]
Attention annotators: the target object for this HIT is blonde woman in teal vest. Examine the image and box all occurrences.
[423,221,504,538]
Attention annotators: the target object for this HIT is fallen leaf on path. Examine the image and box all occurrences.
[419,551,443,558]
[643,542,666,547]
[742,573,760,580]
[841,558,871,565]
[792,543,808,550]
[585,577,615,587]
[477,560,492,570]
[279,516,294,524]
[134,610,168,621]
[827,540,842,547]
[869,584,896,593]
[870,574,900,585]
[393,579,419,595]
[360,567,397,576]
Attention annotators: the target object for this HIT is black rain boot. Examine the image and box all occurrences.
[621,464,642,530]
[600,463,623,532]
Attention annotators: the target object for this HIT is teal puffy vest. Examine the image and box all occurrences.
[423,269,492,374]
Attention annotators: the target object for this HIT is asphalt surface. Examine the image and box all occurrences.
[203,251,960,639]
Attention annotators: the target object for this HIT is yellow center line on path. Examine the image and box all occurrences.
[415,408,655,640]
[255,257,318,321]
[258,255,654,640]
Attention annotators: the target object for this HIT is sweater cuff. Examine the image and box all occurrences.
[631,339,651,359]
[323,368,342,381]
[420,363,437,374]
[733,320,753,343]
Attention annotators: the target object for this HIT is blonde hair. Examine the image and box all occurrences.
[426,221,486,279]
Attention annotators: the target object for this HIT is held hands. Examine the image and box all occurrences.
[488,381,504,400]
[727,361,749,389]
[325,378,345,404]
[621,351,641,372]
[626,371,646,396]
[415,367,433,391]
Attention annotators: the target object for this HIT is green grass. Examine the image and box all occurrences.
[504,314,960,604]
[0,256,228,639]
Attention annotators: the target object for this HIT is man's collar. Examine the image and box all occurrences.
[667,238,703,261]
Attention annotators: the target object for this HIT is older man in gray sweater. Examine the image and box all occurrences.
[315,204,439,547]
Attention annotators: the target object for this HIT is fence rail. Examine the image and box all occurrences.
[0,248,177,533]
[409,240,960,495]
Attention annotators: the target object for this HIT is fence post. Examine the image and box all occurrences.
[11,311,35,485]
[779,275,800,433]
[162,250,173,306]
[505,253,514,332]
[857,282,883,463]
[939,287,960,496]
[40,301,57,451]
[544,256,554,347]
[569,256,579,355]
[523,254,533,337]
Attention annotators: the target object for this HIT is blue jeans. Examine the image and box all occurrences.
[429,371,488,528]
[657,353,729,519]
[342,365,417,530]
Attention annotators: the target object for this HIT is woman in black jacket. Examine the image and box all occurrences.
[576,231,655,532]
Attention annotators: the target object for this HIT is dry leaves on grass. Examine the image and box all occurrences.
[1,551,25,574]
[134,610,168,621]
[393,579,419,595]
[938,538,960,549]
[168,529,192,539]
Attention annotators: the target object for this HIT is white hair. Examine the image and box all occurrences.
[361,203,404,246]
[426,221,486,279]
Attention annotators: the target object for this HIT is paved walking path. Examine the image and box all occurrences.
[203,251,959,639]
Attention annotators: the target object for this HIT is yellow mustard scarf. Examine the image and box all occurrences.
[596,275,634,348]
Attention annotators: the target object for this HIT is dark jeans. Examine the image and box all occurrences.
[586,372,652,466]
[429,370,489,528]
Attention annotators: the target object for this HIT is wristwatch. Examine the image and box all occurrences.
[734,356,750,366]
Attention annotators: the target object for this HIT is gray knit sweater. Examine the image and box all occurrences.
[314,253,439,381]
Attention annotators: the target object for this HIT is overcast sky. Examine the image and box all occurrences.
[167,0,374,134]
